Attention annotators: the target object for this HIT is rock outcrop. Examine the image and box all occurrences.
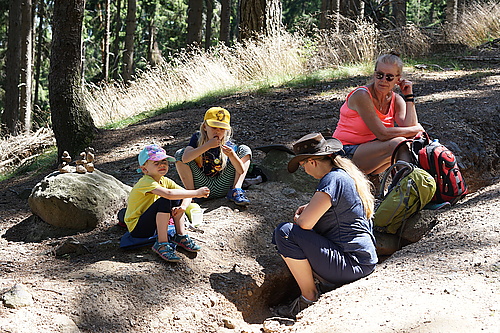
[28,169,131,229]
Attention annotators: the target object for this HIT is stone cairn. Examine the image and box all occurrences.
[58,147,95,174]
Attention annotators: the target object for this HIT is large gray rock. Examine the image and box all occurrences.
[28,169,131,230]
[259,150,316,193]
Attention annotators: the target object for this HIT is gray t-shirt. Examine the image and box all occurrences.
[314,168,378,265]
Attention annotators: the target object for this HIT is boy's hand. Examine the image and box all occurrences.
[197,187,210,198]
[171,206,186,217]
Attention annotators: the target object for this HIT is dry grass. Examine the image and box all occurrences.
[84,23,397,128]
[84,32,307,127]
[0,127,55,177]
[446,0,500,46]
[308,20,380,71]
[84,21,433,130]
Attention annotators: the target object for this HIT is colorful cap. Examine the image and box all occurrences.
[204,107,231,130]
[137,145,175,172]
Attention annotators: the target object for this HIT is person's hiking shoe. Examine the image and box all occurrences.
[273,295,316,319]
[152,241,180,262]
[172,234,201,252]
[226,188,250,206]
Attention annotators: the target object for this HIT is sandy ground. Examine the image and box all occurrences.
[1,61,499,332]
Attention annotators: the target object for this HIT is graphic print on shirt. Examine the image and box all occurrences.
[202,149,223,177]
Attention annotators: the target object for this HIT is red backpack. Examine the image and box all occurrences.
[392,132,468,204]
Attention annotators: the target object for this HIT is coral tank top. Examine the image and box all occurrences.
[333,86,396,145]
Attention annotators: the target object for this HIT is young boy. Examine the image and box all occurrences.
[124,144,210,262]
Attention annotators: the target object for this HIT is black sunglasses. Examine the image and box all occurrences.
[375,71,400,82]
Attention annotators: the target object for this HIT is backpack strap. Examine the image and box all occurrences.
[390,131,431,166]
[390,139,414,166]
[378,160,414,200]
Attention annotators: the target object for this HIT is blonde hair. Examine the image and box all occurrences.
[328,155,375,219]
[197,121,233,169]
[374,51,404,75]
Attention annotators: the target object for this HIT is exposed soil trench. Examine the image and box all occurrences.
[1,64,499,332]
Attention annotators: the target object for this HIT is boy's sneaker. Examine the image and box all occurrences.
[226,188,250,206]
[152,241,180,262]
[172,234,201,252]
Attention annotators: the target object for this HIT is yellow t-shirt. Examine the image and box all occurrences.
[124,175,183,232]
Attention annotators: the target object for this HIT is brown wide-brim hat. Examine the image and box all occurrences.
[287,133,343,173]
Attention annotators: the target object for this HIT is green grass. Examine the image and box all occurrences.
[0,147,57,182]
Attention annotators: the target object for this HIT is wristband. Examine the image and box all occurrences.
[403,94,415,102]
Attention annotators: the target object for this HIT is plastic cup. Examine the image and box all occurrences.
[190,209,203,227]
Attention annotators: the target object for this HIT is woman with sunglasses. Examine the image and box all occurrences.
[272,133,377,318]
[332,51,424,175]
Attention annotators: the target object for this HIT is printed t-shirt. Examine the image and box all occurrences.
[333,86,396,145]
[314,168,378,265]
[188,132,237,177]
[124,175,182,232]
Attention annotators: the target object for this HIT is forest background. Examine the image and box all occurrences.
[0,0,498,176]
[0,1,499,331]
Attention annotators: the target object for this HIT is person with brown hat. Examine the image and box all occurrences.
[175,107,252,206]
[272,133,378,319]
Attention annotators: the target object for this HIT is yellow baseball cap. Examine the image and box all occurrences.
[204,107,231,130]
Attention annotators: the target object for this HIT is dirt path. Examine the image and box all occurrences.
[1,63,499,332]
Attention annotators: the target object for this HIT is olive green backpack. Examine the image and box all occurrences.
[373,161,436,234]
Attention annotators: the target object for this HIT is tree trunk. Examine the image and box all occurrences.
[148,25,163,66]
[350,0,364,20]
[111,0,122,79]
[145,0,162,67]
[19,0,33,132]
[2,0,22,135]
[187,0,203,46]
[392,0,407,27]
[220,0,231,46]
[123,0,136,83]
[446,0,458,26]
[205,0,214,49]
[103,0,110,82]
[340,0,363,19]
[320,0,340,31]
[239,0,281,41]
[33,0,45,109]
[49,0,96,158]
[264,0,281,36]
